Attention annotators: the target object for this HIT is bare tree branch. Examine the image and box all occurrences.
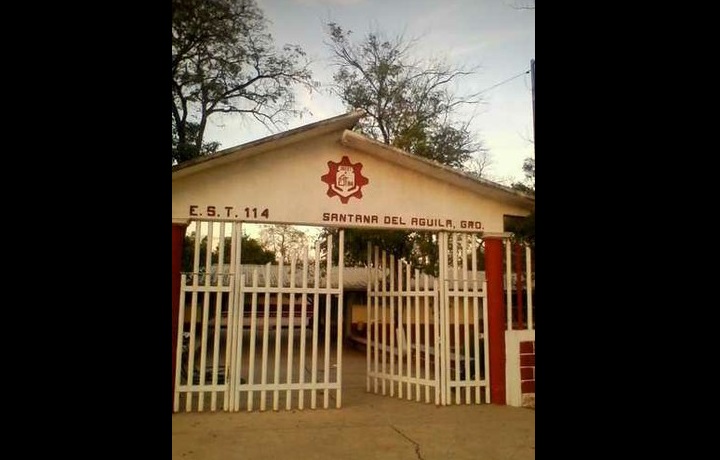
[172,0,316,163]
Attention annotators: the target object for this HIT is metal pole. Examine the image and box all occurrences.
[530,59,535,144]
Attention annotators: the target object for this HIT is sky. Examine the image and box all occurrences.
[203,0,535,186]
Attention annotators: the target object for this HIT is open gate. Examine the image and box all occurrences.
[366,231,489,405]
[173,220,345,412]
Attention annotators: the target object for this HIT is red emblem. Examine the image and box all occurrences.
[321,156,369,204]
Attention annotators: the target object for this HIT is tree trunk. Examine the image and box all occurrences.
[195,111,208,154]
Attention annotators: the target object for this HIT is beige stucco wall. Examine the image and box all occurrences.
[172,131,530,233]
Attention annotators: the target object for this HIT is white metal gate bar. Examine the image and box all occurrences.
[525,244,534,331]
[198,221,212,411]
[228,223,242,411]
[505,239,513,331]
[298,246,309,409]
[439,232,489,405]
[232,231,344,412]
[336,231,345,408]
[365,246,373,393]
[390,252,395,398]
[174,221,236,413]
[311,239,320,409]
[285,254,297,410]
[210,222,226,410]
[365,233,488,407]
[174,222,344,413]
[437,233,447,405]
[381,249,386,396]
[504,239,535,331]
[366,243,440,404]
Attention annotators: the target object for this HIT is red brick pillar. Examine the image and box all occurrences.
[171,222,187,411]
[484,237,506,405]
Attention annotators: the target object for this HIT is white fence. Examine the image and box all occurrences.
[366,231,489,406]
[505,240,535,331]
[504,238,535,407]
[173,221,345,412]
[366,244,442,405]
[438,232,489,405]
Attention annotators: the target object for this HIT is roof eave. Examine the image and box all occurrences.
[340,130,535,211]
[172,110,366,180]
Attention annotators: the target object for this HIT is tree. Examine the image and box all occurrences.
[323,23,490,273]
[259,225,309,264]
[326,228,415,267]
[511,157,535,195]
[172,0,315,164]
[324,22,487,170]
[511,1,536,10]
[510,157,535,245]
[321,227,441,275]
[172,121,220,164]
[182,233,276,272]
[239,235,277,265]
[465,146,494,179]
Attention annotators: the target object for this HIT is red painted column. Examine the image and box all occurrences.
[171,222,187,411]
[484,237,506,405]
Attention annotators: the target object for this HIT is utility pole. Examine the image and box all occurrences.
[530,59,535,145]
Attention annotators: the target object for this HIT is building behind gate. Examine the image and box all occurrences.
[172,110,535,412]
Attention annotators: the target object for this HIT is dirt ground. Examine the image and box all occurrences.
[173,346,534,459]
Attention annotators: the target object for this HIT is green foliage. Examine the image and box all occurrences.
[172,0,315,165]
[407,232,438,275]
[521,158,535,187]
[510,158,535,245]
[182,233,276,273]
[321,228,454,276]
[511,158,534,193]
[325,22,483,169]
[323,22,489,267]
[505,212,535,247]
[240,235,277,265]
[394,124,478,169]
[328,228,415,267]
[172,121,220,164]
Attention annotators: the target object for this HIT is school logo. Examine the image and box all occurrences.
[321,156,369,204]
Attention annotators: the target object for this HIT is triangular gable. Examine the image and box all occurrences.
[172,111,534,234]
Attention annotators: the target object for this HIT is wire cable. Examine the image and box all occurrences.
[477,69,530,95]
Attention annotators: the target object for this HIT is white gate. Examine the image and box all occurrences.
[438,232,489,405]
[366,244,442,404]
[173,221,345,412]
[366,232,489,405]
